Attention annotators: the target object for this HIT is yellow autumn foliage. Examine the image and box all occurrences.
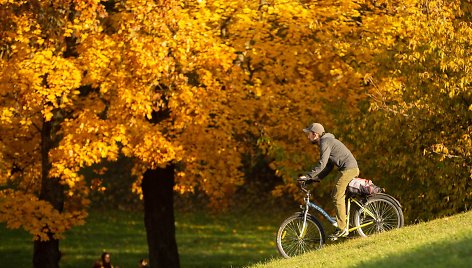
[1,0,471,243]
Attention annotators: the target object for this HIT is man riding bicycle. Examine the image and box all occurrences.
[298,123,359,240]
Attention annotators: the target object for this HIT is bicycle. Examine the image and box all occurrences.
[276,180,404,258]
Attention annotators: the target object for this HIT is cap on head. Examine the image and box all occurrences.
[303,123,325,135]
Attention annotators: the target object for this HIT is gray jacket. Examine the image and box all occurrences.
[307,133,358,180]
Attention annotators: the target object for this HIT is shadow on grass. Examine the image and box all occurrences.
[353,236,472,268]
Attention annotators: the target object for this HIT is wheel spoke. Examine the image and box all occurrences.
[277,216,324,258]
[354,196,403,237]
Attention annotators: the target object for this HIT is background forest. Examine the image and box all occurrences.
[1,0,471,267]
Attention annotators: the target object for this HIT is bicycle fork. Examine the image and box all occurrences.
[298,192,313,239]
[299,206,310,239]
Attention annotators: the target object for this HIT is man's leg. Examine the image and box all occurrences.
[333,168,360,231]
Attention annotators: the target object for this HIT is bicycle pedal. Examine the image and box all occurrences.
[328,234,350,241]
[328,235,341,241]
[330,236,351,242]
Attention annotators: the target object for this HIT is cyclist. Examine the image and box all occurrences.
[298,123,359,240]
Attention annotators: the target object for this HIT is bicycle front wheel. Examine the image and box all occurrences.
[276,214,325,258]
[354,195,404,237]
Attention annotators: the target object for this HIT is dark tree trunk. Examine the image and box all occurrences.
[142,165,180,268]
[33,119,64,268]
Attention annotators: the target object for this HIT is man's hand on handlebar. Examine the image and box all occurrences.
[297,175,320,186]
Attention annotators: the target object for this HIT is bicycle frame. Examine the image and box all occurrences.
[277,185,404,258]
[299,190,376,238]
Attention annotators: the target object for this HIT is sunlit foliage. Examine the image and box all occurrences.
[1,0,471,246]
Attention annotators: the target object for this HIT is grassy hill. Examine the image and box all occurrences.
[252,210,472,268]
[2,208,472,267]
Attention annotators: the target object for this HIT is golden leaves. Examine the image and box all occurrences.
[174,122,244,208]
[0,191,87,241]
[0,107,15,123]
[0,0,112,240]
[128,131,182,169]
[53,112,127,164]
[77,34,118,86]
[64,0,107,40]
[16,50,82,121]
[0,0,27,4]
[6,0,454,235]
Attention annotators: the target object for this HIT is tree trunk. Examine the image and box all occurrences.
[142,165,180,268]
[33,119,64,268]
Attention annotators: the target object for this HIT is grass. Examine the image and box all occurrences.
[3,208,472,268]
[252,210,472,268]
[0,208,288,268]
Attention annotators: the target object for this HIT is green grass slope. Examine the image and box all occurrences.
[252,210,472,268]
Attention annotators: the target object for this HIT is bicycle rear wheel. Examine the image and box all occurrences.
[354,195,404,237]
[276,214,325,258]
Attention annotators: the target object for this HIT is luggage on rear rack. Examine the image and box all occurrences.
[346,178,384,196]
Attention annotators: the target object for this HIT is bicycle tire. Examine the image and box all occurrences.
[354,194,404,237]
[276,213,325,258]
[373,193,403,209]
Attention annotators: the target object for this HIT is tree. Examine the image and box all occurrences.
[0,1,116,267]
[1,0,243,267]
[201,0,386,204]
[4,0,470,267]
[98,1,244,266]
[346,0,472,220]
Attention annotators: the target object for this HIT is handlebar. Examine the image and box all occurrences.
[297,179,319,194]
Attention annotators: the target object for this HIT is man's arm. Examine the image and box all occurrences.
[306,142,332,179]
[316,161,334,180]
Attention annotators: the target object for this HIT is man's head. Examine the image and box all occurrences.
[303,123,325,144]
